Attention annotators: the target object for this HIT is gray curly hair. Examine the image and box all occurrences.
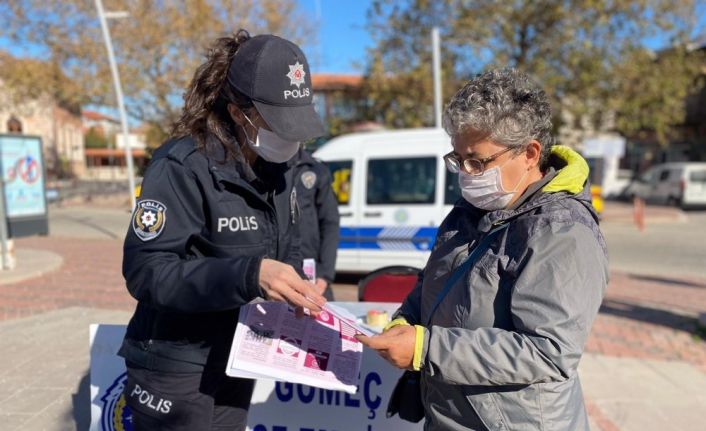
[443,68,554,169]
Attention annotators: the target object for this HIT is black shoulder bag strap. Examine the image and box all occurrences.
[387,222,510,423]
[425,222,510,326]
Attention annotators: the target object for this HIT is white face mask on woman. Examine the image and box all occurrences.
[242,114,300,163]
[458,164,529,211]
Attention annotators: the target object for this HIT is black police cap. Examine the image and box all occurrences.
[227,34,325,142]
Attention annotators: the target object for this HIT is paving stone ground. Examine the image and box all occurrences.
[1,235,705,430]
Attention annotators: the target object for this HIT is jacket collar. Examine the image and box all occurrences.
[288,147,316,169]
[456,145,596,232]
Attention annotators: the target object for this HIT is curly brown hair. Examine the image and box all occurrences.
[171,29,253,160]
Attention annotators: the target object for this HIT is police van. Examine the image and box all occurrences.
[313,128,459,273]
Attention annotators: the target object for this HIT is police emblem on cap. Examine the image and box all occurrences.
[286,62,306,88]
[132,200,166,242]
[300,171,317,189]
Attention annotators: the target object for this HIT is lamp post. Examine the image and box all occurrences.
[432,27,442,129]
[95,0,136,210]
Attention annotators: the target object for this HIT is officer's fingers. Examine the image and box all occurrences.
[290,289,322,312]
[261,284,286,303]
[287,276,326,309]
[294,306,309,319]
[314,278,328,294]
[258,258,281,284]
[262,262,324,311]
[271,281,317,312]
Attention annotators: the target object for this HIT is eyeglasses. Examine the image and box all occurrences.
[443,146,515,175]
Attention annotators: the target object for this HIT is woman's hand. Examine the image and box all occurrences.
[356,325,416,369]
[259,259,326,313]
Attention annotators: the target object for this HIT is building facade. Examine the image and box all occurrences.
[0,85,85,179]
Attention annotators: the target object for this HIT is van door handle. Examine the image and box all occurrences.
[339,212,353,217]
[364,211,382,217]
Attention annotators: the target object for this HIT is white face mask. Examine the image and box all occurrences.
[458,164,528,211]
[242,115,300,163]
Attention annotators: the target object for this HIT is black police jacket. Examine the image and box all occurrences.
[290,148,340,283]
[118,137,302,372]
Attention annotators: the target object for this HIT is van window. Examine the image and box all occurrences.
[690,170,706,183]
[367,157,436,204]
[325,160,353,205]
[445,170,461,204]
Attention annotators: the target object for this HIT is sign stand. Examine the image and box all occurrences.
[0,134,50,270]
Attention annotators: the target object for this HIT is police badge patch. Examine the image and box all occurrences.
[132,200,166,242]
[300,171,317,190]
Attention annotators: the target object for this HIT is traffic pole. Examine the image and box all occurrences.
[633,196,645,232]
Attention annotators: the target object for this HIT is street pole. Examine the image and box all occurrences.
[432,27,442,129]
[95,0,136,210]
[0,164,10,270]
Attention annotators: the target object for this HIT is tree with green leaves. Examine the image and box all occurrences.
[362,0,462,128]
[84,126,111,148]
[0,0,313,139]
[364,0,704,145]
[614,45,705,144]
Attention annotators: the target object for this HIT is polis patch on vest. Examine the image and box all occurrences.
[300,171,317,189]
[132,200,166,242]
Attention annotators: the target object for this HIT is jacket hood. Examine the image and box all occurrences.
[458,145,598,231]
[543,145,595,216]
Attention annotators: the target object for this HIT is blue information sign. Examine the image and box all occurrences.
[0,135,49,237]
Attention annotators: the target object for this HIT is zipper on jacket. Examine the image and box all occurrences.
[268,188,279,257]
[290,188,299,225]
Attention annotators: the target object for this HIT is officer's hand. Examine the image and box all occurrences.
[259,259,326,313]
[314,278,328,295]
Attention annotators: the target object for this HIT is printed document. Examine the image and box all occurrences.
[226,301,373,394]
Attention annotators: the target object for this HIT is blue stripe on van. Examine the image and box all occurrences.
[339,226,438,250]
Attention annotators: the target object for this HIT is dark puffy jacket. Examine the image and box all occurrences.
[290,148,340,283]
[119,137,302,372]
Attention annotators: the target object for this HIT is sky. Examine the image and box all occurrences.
[302,0,706,74]
[299,0,373,74]
[2,0,704,75]
[0,0,703,124]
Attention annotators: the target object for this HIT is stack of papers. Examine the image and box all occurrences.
[226,301,374,394]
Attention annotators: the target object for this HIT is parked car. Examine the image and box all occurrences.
[622,162,706,209]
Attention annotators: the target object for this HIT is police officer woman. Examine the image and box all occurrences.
[291,146,340,300]
[119,30,327,430]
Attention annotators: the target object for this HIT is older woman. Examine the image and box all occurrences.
[358,68,608,430]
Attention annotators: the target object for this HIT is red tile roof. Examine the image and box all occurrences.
[85,148,146,157]
[312,74,363,90]
[82,110,118,123]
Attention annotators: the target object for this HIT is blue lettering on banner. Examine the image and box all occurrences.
[344,392,360,408]
[275,382,294,402]
[298,385,316,404]
[273,371,383,420]
[319,389,340,405]
[364,372,382,419]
